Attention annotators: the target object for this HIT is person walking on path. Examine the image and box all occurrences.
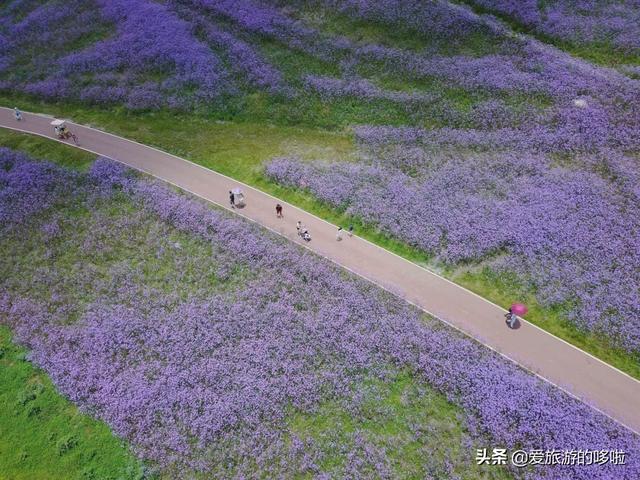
[229,190,235,209]
[276,203,283,218]
[505,307,517,329]
[336,226,343,241]
[348,224,353,237]
[14,107,22,121]
[296,221,311,241]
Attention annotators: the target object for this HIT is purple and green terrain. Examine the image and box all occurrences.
[1,147,639,478]
[1,0,640,478]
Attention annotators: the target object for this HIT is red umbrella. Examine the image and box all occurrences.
[511,303,528,316]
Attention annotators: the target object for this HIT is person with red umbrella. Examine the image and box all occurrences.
[506,303,528,329]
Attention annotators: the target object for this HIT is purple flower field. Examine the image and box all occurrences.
[2,149,640,478]
[2,0,640,475]
[266,137,640,353]
[262,0,640,352]
[259,1,640,359]
[467,0,640,55]
[2,0,638,117]
[262,20,640,350]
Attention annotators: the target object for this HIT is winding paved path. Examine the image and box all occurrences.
[2,107,639,435]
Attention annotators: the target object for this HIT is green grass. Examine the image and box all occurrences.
[0,128,95,170]
[0,326,144,480]
[1,98,639,382]
[0,93,358,172]
[288,369,513,479]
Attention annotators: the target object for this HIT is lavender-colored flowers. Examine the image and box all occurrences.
[265,144,640,353]
[2,151,640,479]
[0,0,296,108]
[61,0,233,106]
[170,3,290,96]
[0,147,79,226]
[468,0,640,54]
[303,74,441,106]
[2,0,640,133]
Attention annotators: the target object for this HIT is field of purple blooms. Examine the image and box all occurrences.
[256,3,640,358]
[266,134,640,353]
[259,6,640,353]
[6,0,638,118]
[2,148,640,478]
[261,1,640,357]
[2,0,640,474]
[465,0,640,60]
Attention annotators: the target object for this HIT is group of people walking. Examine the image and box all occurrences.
[297,220,355,243]
[232,189,520,331]
[231,194,355,244]
[275,202,353,243]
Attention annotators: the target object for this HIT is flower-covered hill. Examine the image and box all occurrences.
[2,0,638,115]
[2,0,639,145]
[2,0,640,384]
[2,147,640,479]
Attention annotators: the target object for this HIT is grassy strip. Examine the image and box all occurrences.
[1,97,639,382]
[0,128,95,170]
[0,326,144,480]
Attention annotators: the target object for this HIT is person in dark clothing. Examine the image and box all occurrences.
[276,203,283,218]
[229,191,235,209]
[505,307,516,328]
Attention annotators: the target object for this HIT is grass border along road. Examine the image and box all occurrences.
[1,98,639,382]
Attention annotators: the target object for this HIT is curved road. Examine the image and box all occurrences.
[2,107,639,435]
